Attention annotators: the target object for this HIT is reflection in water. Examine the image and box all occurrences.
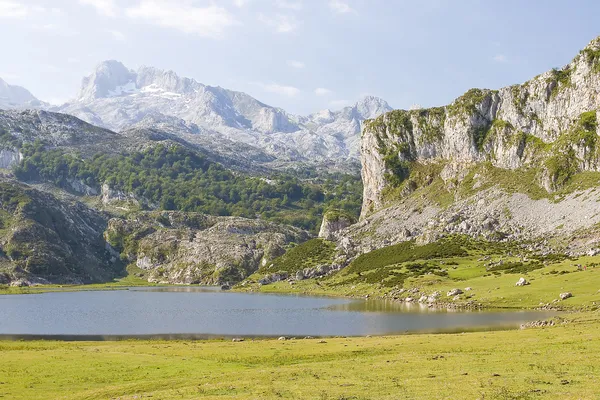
[0,287,556,338]
[131,286,221,293]
[329,299,446,313]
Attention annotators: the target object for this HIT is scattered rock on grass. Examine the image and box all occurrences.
[515,277,529,286]
[447,288,463,297]
[560,292,573,300]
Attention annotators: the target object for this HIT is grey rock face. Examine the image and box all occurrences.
[318,211,355,241]
[0,149,22,169]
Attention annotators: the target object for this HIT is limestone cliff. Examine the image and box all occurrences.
[361,36,600,218]
[346,36,600,256]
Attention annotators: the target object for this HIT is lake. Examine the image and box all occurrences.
[0,287,555,339]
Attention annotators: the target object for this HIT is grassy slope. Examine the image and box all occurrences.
[0,312,599,399]
[245,238,600,310]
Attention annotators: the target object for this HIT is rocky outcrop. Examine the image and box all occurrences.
[104,211,310,285]
[0,180,122,284]
[318,210,356,240]
[0,149,22,169]
[361,36,600,218]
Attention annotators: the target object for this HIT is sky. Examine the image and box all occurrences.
[0,0,599,115]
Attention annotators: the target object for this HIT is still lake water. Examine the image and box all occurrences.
[0,287,555,338]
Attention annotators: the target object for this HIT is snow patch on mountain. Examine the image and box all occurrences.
[55,60,392,161]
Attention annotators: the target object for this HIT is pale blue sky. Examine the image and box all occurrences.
[0,0,598,114]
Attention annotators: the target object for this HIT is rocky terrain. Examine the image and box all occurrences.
[54,60,391,162]
[0,180,311,286]
[104,211,310,285]
[0,179,121,285]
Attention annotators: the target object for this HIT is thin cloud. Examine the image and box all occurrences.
[258,13,298,33]
[287,60,305,69]
[79,0,118,17]
[126,1,240,38]
[253,82,300,97]
[0,72,19,80]
[107,29,126,41]
[44,97,69,106]
[329,99,350,108]
[493,54,508,63]
[276,0,302,10]
[315,88,332,96]
[233,0,249,7]
[0,1,42,18]
[329,0,356,14]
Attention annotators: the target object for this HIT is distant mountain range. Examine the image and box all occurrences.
[0,61,392,163]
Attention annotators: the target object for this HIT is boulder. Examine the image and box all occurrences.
[560,292,573,300]
[447,288,463,297]
[515,277,529,286]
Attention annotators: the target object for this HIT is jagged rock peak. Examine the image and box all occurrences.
[78,60,136,101]
[353,96,392,119]
[136,65,202,94]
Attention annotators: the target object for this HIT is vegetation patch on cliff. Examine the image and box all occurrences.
[582,45,600,73]
[259,238,336,275]
[447,88,495,119]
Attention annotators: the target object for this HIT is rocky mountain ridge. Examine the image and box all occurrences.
[54,60,392,161]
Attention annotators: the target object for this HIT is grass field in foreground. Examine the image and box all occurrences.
[0,312,599,400]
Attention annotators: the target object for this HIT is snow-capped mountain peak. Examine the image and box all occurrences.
[56,60,392,161]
